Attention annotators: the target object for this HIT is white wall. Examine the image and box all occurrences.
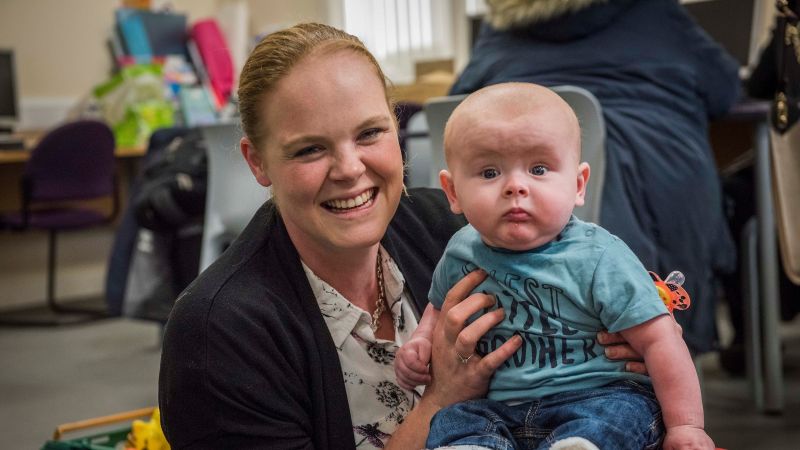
[0,0,247,129]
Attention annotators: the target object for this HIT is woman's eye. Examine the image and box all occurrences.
[293,146,322,158]
[481,168,499,179]
[358,128,383,142]
[530,165,548,176]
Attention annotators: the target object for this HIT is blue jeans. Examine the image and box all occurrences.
[427,381,664,450]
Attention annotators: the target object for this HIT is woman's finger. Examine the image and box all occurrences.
[604,343,643,362]
[597,330,626,345]
[444,292,496,344]
[439,269,487,318]
[624,361,648,375]
[477,334,523,376]
[453,307,505,354]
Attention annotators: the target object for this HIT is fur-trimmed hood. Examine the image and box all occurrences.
[487,0,609,30]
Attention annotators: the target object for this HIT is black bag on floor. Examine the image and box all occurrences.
[133,129,208,232]
[121,128,208,322]
[105,127,189,316]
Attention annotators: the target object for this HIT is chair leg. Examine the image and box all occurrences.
[46,229,107,318]
[46,229,58,311]
[743,218,765,411]
[0,229,108,327]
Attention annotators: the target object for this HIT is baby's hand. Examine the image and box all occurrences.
[394,337,432,390]
[663,425,714,450]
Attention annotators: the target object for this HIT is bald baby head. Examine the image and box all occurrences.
[437,82,590,251]
[443,83,581,166]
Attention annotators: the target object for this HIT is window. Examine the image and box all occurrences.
[340,0,454,84]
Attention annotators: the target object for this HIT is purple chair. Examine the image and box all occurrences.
[0,120,118,325]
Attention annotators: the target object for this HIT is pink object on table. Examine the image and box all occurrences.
[190,19,234,109]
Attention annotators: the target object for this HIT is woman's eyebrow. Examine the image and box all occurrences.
[280,134,326,153]
[277,114,394,156]
[356,114,392,129]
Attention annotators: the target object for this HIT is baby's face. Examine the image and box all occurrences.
[442,92,588,251]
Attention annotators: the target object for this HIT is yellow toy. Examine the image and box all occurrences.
[127,407,170,450]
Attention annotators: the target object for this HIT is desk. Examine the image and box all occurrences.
[0,130,145,164]
[717,100,784,414]
[0,145,145,164]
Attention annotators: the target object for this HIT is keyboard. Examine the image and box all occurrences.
[0,135,25,150]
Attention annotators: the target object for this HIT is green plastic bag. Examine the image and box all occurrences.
[94,64,175,148]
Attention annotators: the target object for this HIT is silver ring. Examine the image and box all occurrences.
[457,351,474,364]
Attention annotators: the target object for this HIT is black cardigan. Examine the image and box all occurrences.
[158,188,465,449]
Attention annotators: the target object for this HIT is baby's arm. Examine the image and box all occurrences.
[395,304,440,390]
[620,315,714,450]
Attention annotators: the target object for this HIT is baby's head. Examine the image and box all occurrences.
[440,82,590,251]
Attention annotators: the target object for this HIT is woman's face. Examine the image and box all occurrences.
[242,49,403,256]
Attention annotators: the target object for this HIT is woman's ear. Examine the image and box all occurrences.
[439,170,463,214]
[241,137,272,187]
[574,162,591,206]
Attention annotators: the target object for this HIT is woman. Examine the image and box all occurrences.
[158,23,642,449]
[451,0,741,353]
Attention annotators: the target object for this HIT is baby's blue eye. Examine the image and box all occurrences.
[481,168,499,179]
[530,165,548,176]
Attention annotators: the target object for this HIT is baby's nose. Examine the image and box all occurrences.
[503,179,529,197]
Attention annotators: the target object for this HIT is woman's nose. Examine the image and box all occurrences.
[330,145,366,181]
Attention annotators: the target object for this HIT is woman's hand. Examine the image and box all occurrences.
[385,270,521,450]
[423,269,522,409]
[598,319,683,375]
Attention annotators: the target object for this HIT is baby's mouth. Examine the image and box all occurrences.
[504,207,531,222]
[322,188,377,211]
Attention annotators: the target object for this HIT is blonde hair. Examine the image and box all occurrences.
[237,22,393,151]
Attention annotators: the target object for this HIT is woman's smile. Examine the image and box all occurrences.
[322,187,378,212]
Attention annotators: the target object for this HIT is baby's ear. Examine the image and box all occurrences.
[439,170,463,214]
[574,162,590,207]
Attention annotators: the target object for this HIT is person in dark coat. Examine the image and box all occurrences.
[451,0,742,353]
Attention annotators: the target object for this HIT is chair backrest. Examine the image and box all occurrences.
[422,85,606,223]
[555,86,606,224]
[404,110,435,188]
[198,121,270,272]
[25,120,116,202]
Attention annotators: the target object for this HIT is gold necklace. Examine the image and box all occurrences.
[371,250,387,332]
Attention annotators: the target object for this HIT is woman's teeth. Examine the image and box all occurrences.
[325,189,374,210]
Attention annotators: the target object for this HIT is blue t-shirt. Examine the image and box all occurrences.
[428,216,668,403]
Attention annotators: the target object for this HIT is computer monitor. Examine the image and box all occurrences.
[0,49,19,134]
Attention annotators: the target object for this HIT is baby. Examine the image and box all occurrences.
[395,83,713,450]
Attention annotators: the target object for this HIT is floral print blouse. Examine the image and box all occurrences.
[301,246,422,448]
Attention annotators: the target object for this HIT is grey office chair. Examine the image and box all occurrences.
[418,86,606,224]
[404,110,435,188]
[198,122,270,272]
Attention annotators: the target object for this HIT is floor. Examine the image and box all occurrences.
[0,317,162,448]
[0,312,797,449]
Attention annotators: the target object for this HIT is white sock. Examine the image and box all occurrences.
[549,436,600,450]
